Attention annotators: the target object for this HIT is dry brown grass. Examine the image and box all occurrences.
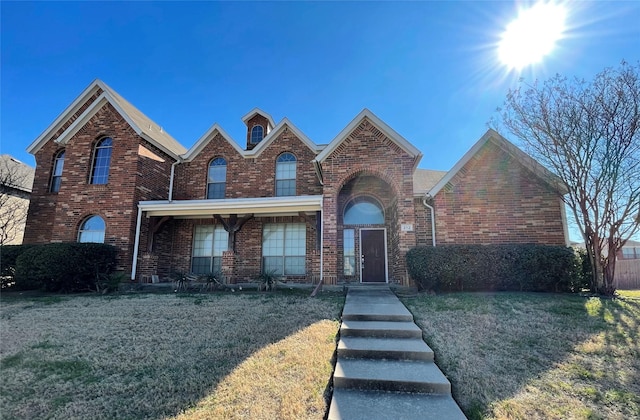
[0,290,342,419]
[402,292,640,420]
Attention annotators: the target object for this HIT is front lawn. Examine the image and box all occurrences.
[402,291,640,420]
[0,291,343,419]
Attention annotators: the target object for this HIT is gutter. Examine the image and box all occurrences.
[422,193,436,247]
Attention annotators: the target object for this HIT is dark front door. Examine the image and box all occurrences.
[360,229,386,283]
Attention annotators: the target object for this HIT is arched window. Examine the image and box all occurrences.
[344,196,384,225]
[250,125,264,144]
[78,215,106,243]
[275,153,296,196]
[90,137,112,184]
[207,157,227,199]
[50,150,65,192]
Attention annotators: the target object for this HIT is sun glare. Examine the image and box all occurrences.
[499,2,567,70]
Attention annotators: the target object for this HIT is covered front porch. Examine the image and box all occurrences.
[131,195,324,284]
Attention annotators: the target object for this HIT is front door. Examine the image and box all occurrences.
[360,229,387,283]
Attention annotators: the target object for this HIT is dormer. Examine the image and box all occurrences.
[242,108,275,150]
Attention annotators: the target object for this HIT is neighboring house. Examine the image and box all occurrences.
[23,80,569,286]
[617,240,640,260]
[0,155,35,245]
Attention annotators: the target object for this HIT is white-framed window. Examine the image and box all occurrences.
[50,150,65,192]
[344,229,356,276]
[262,223,306,275]
[275,153,296,197]
[90,137,113,184]
[78,215,106,243]
[250,125,264,144]
[191,226,229,274]
[207,157,227,199]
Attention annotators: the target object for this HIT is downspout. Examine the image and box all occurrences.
[168,159,181,202]
[422,193,436,247]
[320,195,324,282]
[131,205,143,281]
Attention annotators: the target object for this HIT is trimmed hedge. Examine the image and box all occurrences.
[406,244,587,293]
[13,243,118,292]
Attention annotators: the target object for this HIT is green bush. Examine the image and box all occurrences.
[14,243,118,292]
[0,244,36,289]
[407,244,582,293]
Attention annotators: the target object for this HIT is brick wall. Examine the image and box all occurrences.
[25,102,176,273]
[320,118,418,284]
[174,128,322,200]
[245,114,271,150]
[431,141,566,245]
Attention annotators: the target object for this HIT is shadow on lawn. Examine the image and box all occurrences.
[0,289,345,420]
[402,292,640,420]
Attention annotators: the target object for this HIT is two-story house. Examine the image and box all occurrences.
[24,80,569,286]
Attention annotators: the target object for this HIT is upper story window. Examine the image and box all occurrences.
[90,137,113,184]
[250,125,264,144]
[275,153,296,197]
[78,215,105,243]
[50,150,65,192]
[344,196,384,225]
[207,157,227,199]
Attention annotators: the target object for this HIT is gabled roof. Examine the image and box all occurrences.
[183,118,323,161]
[182,123,245,162]
[427,129,568,197]
[313,108,422,164]
[241,107,276,129]
[27,79,186,159]
[245,118,324,157]
[0,154,35,193]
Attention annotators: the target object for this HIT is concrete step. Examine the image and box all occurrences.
[340,320,423,338]
[334,358,451,393]
[342,302,413,321]
[328,388,467,420]
[338,336,434,360]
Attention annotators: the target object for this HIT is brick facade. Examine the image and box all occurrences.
[23,81,568,287]
[427,141,566,245]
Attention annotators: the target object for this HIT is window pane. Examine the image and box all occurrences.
[263,256,283,274]
[51,177,62,193]
[191,257,212,274]
[251,126,264,144]
[262,224,305,275]
[344,229,355,276]
[193,226,214,257]
[91,138,112,184]
[284,256,305,275]
[207,183,225,199]
[213,228,228,256]
[276,179,295,197]
[78,215,105,243]
[208,161,226,182]
[344,198,384,225]
[276,161,296,179]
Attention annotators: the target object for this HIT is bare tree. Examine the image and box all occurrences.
[0,155,35,245]
[496,61,640,295]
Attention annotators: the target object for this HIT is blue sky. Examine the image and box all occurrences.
[2,0,639,174]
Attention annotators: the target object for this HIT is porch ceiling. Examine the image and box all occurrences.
[138,195,323,218]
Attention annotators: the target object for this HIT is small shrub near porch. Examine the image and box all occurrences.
[407,244,588,292]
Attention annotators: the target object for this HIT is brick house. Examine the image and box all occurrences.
[24,80,569,286]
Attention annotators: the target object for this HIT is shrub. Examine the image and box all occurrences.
[407,244,581,293]
[0,244,36,289]
[14,243,118,292]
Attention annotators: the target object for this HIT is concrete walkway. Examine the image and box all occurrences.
[328,286,466,420]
